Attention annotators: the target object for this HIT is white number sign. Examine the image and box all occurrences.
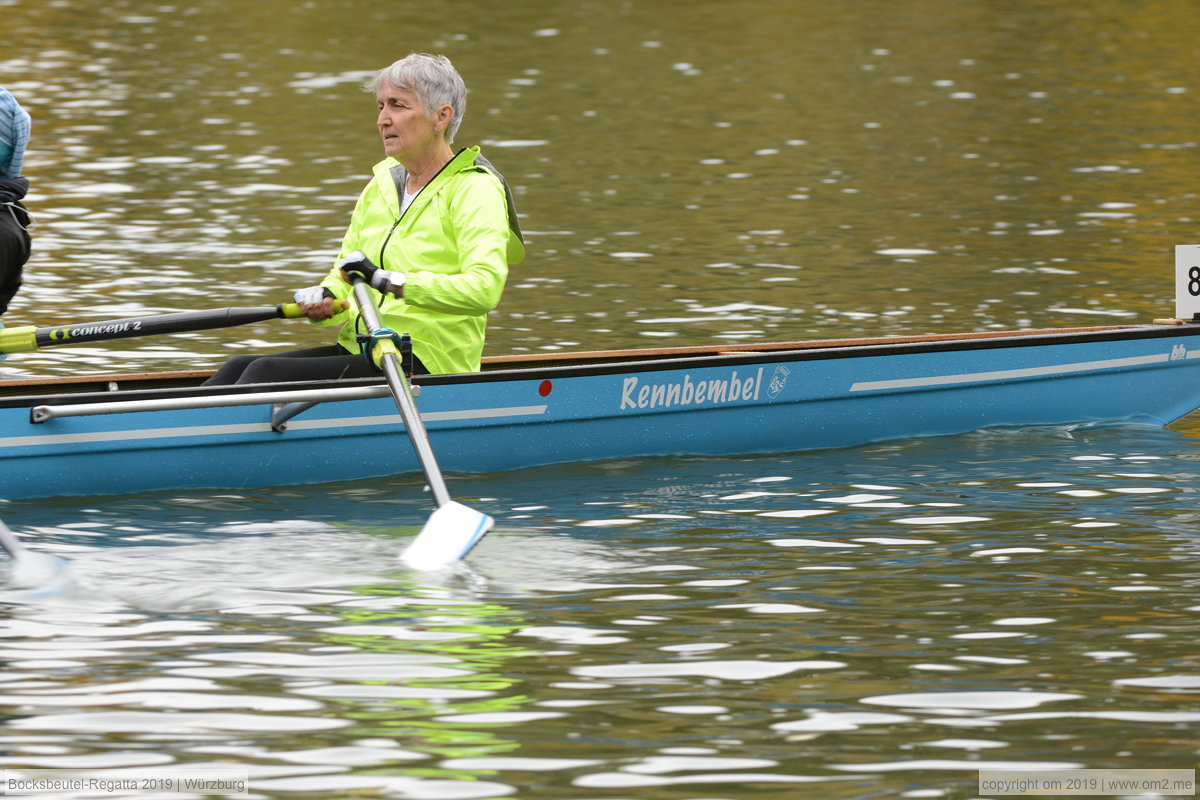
[1175,245,1200,321]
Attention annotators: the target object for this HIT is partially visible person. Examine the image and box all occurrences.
[205,52,524,386]
[0,86,32,317]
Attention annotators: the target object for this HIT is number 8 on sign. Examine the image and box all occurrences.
[1175,245,1200,320]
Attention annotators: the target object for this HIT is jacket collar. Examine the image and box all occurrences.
[376,146,481,212]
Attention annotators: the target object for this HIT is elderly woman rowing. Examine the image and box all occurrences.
[206,52,524,385]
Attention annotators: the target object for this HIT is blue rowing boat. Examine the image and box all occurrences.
[4,320,1200,501]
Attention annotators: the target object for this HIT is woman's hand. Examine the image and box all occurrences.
[339,251,407,297]
[293,286,338,320]
[301,296,337,321]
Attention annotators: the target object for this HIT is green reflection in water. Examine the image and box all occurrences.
[317,582,539,769]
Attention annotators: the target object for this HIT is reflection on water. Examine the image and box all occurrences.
[4,422,1200,797]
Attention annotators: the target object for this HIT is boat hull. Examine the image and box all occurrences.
[3,325,1200,500]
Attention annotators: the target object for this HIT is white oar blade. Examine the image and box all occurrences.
[1,518,71,592]
[400,501,494,571]
[10,551,70,591]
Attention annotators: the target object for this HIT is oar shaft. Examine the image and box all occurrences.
[33,305,296,349]
[379,352,454,507]
[350,280,453,507]
[0,302,318,354]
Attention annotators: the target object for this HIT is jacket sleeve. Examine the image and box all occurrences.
[402,172,511,315]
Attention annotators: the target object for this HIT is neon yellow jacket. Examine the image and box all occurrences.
[316,146,524,374]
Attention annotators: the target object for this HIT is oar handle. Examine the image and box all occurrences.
[0,324,35,354]
[278,298,351,319]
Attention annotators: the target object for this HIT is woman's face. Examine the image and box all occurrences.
[376,83,437,162]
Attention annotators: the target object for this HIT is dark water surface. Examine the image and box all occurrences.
[2,0,1199,798]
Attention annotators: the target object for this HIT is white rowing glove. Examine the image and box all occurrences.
[294,286,333,305]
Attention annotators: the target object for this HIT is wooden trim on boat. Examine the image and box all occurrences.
[0,370,212,397]
[479,326,1131,369]
[0,370,212,388]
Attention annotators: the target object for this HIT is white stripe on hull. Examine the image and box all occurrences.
[0,405,549,449]
[849,354,1169,393]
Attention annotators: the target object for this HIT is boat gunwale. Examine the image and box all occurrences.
[0,322,1194,410]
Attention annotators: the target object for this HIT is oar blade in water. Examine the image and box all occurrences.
[0,519,70,592]
[400,501,494,571]
[9,550,70,590]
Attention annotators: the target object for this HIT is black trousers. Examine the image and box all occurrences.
[0,202,31,316]
[203,344,429,386]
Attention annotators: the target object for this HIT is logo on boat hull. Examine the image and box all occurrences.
[767,365,791,399]
[620,367,765,411]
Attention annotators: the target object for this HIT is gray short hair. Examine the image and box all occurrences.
[368,53,467,143]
